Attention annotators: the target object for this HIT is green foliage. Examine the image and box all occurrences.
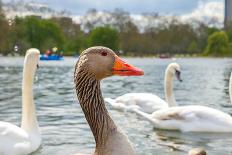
[0,18,11,55]
[51,17,86,55]
[0,0,4,20]
[119,21,143,55]
[1,7,232,57]
[229,43,232,52]
[64,34,87,55]
[227,30,232,42]
[88,27,119,51]
[204,31,230,56]
[22,16,64,52]
[188,41,199,53]
[140,21,198,55]
[207,27,219,36]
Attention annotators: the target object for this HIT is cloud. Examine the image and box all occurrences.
[180,1,224,27]
[2,0,225,28]
[2,0,199,15]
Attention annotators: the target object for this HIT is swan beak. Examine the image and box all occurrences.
[112,56,144,76]
[175,70,183,82]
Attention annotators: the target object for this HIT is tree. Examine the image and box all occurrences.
[88,26,119,51]
[207,27,219,35]
[52,17,86,55]
[0,0,3,18]
[205,31,230,56]
[143,19,197,55]
[0,0,12,55]
[64,33,87,55]
[0,22,11,55]
[226,30,232,42]
[119,21,143,55]
[188,41,199,53]
[23,16,64,53]
[111,8,131,32]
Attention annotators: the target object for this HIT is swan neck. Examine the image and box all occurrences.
[21,61,39,135]
[74,69,117,148]
[230,73,232,104]
[164,71,176,107]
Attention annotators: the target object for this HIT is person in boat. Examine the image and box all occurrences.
[45,49,53,56]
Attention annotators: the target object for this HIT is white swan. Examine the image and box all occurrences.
[132,72,232,132]
[105,63,182,113]
[0,49,41,155]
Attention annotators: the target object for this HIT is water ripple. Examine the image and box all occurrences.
[0,57,232,154]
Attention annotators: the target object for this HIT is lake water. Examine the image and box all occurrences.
[0,57,232,155]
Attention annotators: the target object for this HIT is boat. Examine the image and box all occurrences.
[40,54,64,61]
[158,54,171,59]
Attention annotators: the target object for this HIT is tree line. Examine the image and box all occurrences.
[0,4,232,56]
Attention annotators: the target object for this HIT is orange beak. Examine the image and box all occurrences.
[112,56,144,76]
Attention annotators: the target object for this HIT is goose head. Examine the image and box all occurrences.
[74,47,144,153]
[188,148,206,155]
[166,62,182,82]
[24,48,40,73]
[75,46,144,80]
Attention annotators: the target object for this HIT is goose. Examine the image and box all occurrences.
[73,46,144,155]
[131,73,232,132]
[105,63,182,113]
[0,49,41,155]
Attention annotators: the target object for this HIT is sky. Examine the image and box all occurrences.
[2,0,224,15]
[2,0,225,27]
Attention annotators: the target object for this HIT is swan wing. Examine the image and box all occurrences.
[150,105,232,132]
[114,93,168,113]
[0,121,31,155]
[104,98,128,109]
[72,153,91,155]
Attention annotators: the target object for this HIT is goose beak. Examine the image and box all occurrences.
[112,56,144,76]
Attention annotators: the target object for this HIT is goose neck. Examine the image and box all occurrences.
[75,69,117,147]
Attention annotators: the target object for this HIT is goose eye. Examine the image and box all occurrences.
[101,51,108,56]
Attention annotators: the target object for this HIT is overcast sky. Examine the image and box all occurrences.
[2,0,224,15]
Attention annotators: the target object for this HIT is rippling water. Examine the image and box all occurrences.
[0,57,232,155]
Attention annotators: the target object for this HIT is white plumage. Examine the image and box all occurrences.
[132,72,232,133]
[134,105,232,132]
[0,122,30,155]
[105,93,168,113]
[105,63,182,113]
[0,49,41,155]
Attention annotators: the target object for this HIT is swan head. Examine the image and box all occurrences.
[166,63,182,82]
[75,46,144,80]
[24,48,40,73]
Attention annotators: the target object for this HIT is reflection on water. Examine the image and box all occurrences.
[0,57,232,155]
